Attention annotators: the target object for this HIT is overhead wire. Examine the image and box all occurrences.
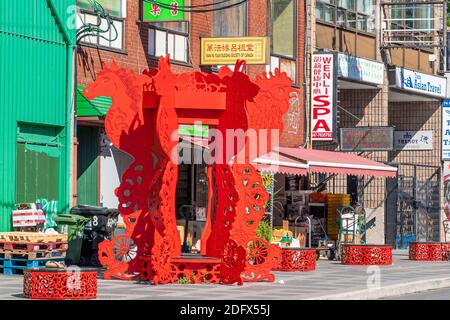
[144,0,248,13]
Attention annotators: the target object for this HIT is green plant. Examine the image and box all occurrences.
[256,218,272,243]
[175,276,191,284]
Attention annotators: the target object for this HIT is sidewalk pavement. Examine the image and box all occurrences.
[1,250,450,300]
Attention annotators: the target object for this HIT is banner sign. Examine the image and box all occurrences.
[311,52,337,141]
[442,100,450,160]
[200,37,269,65]
[143,0,185,22]
[394,131,433,150]
[340,127,394,151]
[393,67,446,98]
[338,53,384,85]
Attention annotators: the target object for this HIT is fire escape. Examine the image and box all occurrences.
[380,0,447,73]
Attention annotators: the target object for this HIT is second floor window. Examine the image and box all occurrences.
[268,0,297,83]
[148,22,189,64]
[213,0,247,37]
[212,1,247,70]
[390,2,433,43]
[77,0,125,50]
[316,0,375,33]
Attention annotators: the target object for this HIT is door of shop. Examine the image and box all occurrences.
[387,166,440,249]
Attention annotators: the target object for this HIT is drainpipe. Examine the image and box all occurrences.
[46,0,76,212]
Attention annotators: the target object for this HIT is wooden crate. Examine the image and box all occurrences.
[0,241,67,252]
[0,250,66,260]
[0,232,67,243]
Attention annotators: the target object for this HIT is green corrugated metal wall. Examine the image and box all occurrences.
[0,0,76,231]
[77,126,99,206]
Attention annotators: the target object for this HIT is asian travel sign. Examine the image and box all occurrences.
[143,0,185,22]
[201,37,269,65]
[393,67,446,98]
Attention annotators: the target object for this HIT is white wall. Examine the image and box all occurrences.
[99,131,133,209]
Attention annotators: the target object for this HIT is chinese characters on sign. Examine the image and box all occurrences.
[311,53,336,141]
[200,37,269,65]
[337,53,384,85]
[394,131,433,150]
[142,0,185,22]
[287,91,300,134]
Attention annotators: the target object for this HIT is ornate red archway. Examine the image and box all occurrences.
[82,56,294,285]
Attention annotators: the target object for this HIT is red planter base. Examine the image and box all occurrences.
[409,242,450,261]
[341,245,392,265]
[139,256,223,284]
[274,248,316,272]
[23,269,97,300]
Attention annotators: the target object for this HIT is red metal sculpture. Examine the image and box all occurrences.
[274,248,317,272]
[83,56,292,284]
[341,245,393,265]
[23,269,97,300]
[409,242,450,261]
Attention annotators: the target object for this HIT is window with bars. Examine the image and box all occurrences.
[148,22,189,63]
[77,0,125,50]
[267,0,297,83]
[389,2,433,44]
[316,0,375,33]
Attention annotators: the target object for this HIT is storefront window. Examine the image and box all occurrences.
[148,22,189,63]
[77,0,125,50]
[316,0,375,33]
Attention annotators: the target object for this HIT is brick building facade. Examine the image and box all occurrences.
[75,0,306,209]
[310,0,447,245]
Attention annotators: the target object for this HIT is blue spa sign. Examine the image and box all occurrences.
[442,100,450,160]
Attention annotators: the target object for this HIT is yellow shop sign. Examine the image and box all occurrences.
[200,37,269,65]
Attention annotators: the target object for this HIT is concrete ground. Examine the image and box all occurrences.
[1,250,450,300]
[386,287,450,300]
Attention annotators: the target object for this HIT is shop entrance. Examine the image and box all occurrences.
[175,140,209,254]
[386,164,440,249]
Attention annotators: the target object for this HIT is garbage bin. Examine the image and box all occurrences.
[70,205,120,266]
[54,214,90,266]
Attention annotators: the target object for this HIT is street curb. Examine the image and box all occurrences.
[305,277,450,300]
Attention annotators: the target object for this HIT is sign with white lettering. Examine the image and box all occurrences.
[442,100,450,160]
[338,53,384,85]
[393,67,446,98]
[311,52,337,141]
[394,131,433,150]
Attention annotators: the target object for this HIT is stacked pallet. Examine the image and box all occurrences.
[0,232,67,275]
[327,194,350,240]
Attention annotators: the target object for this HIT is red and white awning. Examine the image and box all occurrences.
[253,147,397,178]
[252,151,308,176]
